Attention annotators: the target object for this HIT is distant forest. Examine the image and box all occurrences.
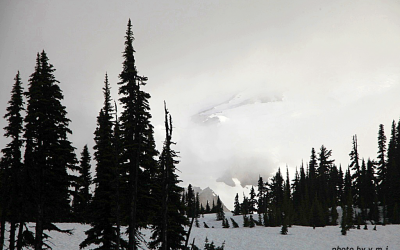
[1,19,400,250]
[231,126,400,234]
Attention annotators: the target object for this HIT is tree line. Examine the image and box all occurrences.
[0,20,192,250]
[232,125,400,233]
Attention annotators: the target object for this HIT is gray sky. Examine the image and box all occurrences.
[1,0,400,209]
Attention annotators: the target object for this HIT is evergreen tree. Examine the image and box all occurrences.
[73,145,92,223]
[149,104,188,250]
[233,193,241,215]
[117,19,158,250]
[242,214,250,227]
[24,51,77,249]
[283,167,294,226]
[248,186,257,214]
[230,218,239,228]
[222,218,230,228]
[341,205,347,235]
[392,119,400,219]
[280,215,288,235]
[386,120,398,219]
[186,184,195,218]
[345,189,354,229]
[376,124,387,203]
[317,145,334,207]
[0,72,24,250]
[195,193,201,218]
[249,215,255,228]
[240,195,249,215]
[349,135,361,206]
[80,74,127,250]
[113,104,123,249]
[308,148,318,201]
[257,176,267,214]
[269,168,284,212]
[292,168,301,213]
[311,196,325,227]
[205,201,211,214]
[216,196,225,221]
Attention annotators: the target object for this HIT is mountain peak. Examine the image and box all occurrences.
[189,186,230,212]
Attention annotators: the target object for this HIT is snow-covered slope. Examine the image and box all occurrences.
[192,91,283,125]
[4,213,399,250]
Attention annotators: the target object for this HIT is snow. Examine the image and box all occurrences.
[3,213,400,250]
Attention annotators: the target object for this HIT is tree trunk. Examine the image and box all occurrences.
[0,211,5,250]
[9,220,16,250]
[16,220,24,250]
[184,216,195,249]
[35,203,43,250]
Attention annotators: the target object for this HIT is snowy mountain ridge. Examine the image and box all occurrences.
[192,91,283,125]
[188,186,230,212]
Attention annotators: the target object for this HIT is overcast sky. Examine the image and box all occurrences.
[1,0,400,209]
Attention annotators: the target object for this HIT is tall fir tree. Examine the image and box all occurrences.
[149,104,188,250]
[72,145,92,223]
[376,124,387,204]
[386,120,398,218]
[233,193,241,215]
[117,19,158,250]
[80,74,127,250]
[0,72,25,250]
[308,148,318,201]
[24,51,77,249]
[349,135,361,206]
[248,186,257,214]
[216,196,225,221]
[392,119,400,220]
[257,176,267,214]
[317,145,334,208]
[186,184,196,218]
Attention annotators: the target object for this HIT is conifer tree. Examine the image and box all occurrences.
[392,120,400,219]
[281,215,288,235]
[1,72,24,250]
[195,193,201,218]
[73,145,92,223]
[308,148,318,201]
[317,145,334,208]
[292,168,301,213]
[216,196,225,221]
[283,167,294,226]
[248,186,257,214]
[345,189,354,229]
[149,104,188,250]
[233,193,241,215]
[240,195,249,215]
[186,184,195,218]
[206,201,211,214]
[117,19,158,250]
[269,168,284,212]
[376,124,387,203]
[249,215,255,228]
[24,51,76,249]
[341,205,347,235]
[349,135,361,206]
[386,121,398,219]
[230,218,239,228]
[257,176,267,213]
[80,74,127,250]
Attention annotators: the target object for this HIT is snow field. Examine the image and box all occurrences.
[3,213,400,250]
